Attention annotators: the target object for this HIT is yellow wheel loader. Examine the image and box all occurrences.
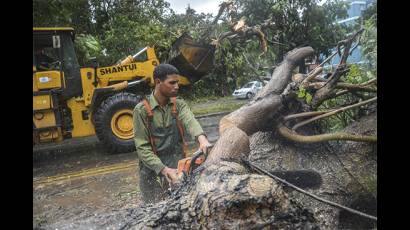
[33,27,215,153]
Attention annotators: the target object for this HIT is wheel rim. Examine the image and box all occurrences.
[111,109,134,140]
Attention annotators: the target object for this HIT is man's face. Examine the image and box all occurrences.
[156,74,179,97]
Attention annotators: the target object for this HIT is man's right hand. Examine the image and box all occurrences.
[161,167,180,184]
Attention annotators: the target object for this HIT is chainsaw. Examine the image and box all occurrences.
[174,143,323,185]
[177,143,214,181]
[166,144,213,195]
[171,143,322,192]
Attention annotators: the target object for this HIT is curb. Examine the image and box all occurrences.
[195,111,230,119]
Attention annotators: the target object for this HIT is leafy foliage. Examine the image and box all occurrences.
[74,34,102,66]
[316,1,377,133]
[34,0,355,99]
[362,1,377,22]
[361,15,377,74]
[236,0,349,58]
[319,63,376,132]
[33,0,92,34]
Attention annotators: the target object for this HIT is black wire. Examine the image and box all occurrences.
[242,159,377,221]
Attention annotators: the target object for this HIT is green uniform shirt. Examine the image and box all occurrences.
[133,92,205,175]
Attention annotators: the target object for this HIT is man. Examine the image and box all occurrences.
[34,47,55,71]
[133,64,210,203]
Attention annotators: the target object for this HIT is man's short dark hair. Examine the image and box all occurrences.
[153,64,179,82]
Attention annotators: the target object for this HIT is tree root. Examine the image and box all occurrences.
[278,124,377,143]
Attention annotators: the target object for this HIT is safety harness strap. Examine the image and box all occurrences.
[171,97,188,158]
[142,97,187,158]
[142,98,158,155]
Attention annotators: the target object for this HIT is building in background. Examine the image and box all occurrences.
[322,0,375,70]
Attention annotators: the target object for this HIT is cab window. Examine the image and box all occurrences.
[33,34,60,71]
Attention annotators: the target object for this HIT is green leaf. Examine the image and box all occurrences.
[306,93,312,104]
[297,86,306,98]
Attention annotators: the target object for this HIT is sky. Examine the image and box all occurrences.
[166,0,223,16]
[165,0,329,15]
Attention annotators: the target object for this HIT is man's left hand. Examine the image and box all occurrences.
[197,134,211,154]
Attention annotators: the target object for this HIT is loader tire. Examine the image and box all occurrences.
[94,92,141,153]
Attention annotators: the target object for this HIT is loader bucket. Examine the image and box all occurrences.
[168,33,215,85]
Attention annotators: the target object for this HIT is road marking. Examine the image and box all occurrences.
[33,161,138,188]
[33,147,200,188]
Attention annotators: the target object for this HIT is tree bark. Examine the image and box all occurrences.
[248,112,377,229]
[47,47,376,230]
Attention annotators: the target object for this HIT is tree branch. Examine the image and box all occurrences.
[278,124,377,143]
[334,89,349,97]
[211,6,269,56]
[242,53,265,83]
[302,67,323,85]
[306,82,376,92]
[335,83,377,92]
[266,38,289,47]
[311,28,365,109]
[283,110,336,121]
[307,50,338,76]
[334,78,377,97]
[361,78,377,86]
[292,97,377,131]
[201,0,234,40]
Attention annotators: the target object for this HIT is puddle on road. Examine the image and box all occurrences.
[33,166,141,228]
[33,113,224,229]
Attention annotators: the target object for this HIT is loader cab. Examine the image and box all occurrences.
[33,27,83,99]
[34,45,59,71]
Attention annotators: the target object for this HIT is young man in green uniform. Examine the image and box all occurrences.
[133,64,210,203]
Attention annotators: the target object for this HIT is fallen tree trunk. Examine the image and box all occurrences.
[46,46,376,230]
[248,112,377,229]
[204,47,314,169]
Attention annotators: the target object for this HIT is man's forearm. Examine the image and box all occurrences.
[197,134,207,143]
[197,134,211,154]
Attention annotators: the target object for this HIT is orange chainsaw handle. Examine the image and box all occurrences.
[177,155,205,176]
[188,143,214,175]
[177,143,214,177]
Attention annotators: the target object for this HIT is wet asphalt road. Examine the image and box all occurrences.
[33,112,227,228]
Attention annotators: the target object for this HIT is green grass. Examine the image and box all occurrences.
[187,96,248,116]
[191,102,245,116]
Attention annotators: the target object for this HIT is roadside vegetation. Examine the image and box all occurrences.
[33,0,376,126]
